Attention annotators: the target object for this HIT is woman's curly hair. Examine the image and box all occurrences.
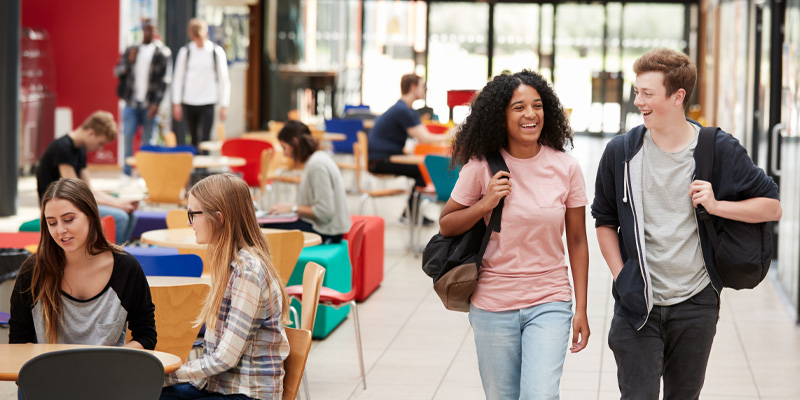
[450,70,573,167]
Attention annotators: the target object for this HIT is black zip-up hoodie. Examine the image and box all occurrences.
[591,120,779,330]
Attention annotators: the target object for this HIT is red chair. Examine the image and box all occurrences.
[221,138,274,188]
[286,219,368,389]
[100,215,116,244]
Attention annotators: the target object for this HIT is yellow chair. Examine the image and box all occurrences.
[353,131,407,214]
[282,327,312,400]
[166,209,189,229]
[126,282,210,363]
[264,230,305,286]
[135,151,193,205]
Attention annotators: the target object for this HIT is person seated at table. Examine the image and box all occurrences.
[36,110,139,244]
[267,120,351,244]
[9,178,156,350]
[161,173,289,400]
[368,73,450,225]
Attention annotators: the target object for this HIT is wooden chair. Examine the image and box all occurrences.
[264,230,305,286]
[148,282,210,363]
[135,151,193,205]
[286,219,368,389]
[288,262,326,400]
[216,123,227,142]
[166,209,189,229]
[282,327,312,400]
[164,131,177,147]
[353,131,407,214]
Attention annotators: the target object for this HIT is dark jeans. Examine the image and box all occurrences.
[262,218,343,244]
[608,284,719,400]
[181,104,214,154]
[160,383,253,400]
[368,157,425,218]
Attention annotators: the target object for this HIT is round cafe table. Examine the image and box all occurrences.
[141,228,322,251]
[0,344,182,381]
[125,155,246,169]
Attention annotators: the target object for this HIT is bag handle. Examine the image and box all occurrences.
[476,152,510,268]
[695,126,719,243]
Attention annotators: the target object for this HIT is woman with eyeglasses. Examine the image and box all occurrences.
[161,173,290,400]
[9,178,156,349]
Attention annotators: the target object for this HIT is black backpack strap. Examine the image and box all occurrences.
[476,151,510,267]
[695,126,719,243]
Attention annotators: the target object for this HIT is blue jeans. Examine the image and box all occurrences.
[97,205,137,245]
[469,300,573,400]
[608,283,719,400]
[160,384,253,400]
[123,102,158,175]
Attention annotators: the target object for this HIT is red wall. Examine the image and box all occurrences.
[22,0,120,165]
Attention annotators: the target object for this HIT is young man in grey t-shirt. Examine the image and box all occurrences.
[592,48,782,399]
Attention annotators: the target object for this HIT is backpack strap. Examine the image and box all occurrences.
[476,151,510,267]
[695,126,719,243]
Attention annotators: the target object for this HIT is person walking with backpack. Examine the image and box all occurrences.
[172,18,230,152]
[591,48,782,399]
[114,18,172,177]
[438,70,590,399]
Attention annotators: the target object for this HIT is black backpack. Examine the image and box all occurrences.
[695,127,774,289]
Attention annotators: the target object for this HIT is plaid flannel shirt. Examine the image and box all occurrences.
[165,249,289,400]
[114,41,172,108]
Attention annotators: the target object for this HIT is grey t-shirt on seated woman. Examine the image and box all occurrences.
[298,151,351,236]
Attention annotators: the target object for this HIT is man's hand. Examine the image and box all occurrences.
[690,180,718,214]
[219,106,228,122]
[173,104,183,121]
[147,104,158,119]
[127,47,138,63]
[116,200,139,213]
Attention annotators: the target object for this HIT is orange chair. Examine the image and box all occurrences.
[413,143,451,188]
[100,215,115,244]
[285,220,368,389]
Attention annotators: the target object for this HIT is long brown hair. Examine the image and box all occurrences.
[33,178,121,343]
[190,173,289,329]
[277,120,318,163]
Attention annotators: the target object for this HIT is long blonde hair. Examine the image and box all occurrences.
[33,178,121,343]
[190,173,289,329]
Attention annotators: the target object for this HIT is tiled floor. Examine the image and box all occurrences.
[2,136,800,399]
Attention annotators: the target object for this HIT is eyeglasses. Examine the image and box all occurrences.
[187,210,204,224]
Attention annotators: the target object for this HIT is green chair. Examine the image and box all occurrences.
[286,241,351,339]
[19,218,40,232]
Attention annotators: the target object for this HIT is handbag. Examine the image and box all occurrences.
[421,151,508,312]
[695,127,774,289]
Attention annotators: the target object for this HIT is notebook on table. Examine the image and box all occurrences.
[257,210,299,224]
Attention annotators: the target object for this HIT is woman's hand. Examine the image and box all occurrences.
[570,310,590,353]
[479,170,511,211]
[269,203,294,214]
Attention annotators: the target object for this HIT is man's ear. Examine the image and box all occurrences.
[673,88,687,106]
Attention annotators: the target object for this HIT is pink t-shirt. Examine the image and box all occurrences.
[450,146,588,312]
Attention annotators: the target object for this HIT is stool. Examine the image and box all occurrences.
[19,219,40,232]
[130,210,168,240]
[347,215,384,301]
[287,242,351,339]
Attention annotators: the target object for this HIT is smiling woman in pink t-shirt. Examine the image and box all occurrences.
[440,70,590,400]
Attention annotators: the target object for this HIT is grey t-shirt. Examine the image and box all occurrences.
[298,151,352,236]
[642,125,710,306]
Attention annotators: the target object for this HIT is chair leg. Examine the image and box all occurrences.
[358,193,370,215]
[350,300,367,389]
[301,370,311,400]
[290,305,300,329]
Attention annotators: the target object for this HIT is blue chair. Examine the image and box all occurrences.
[0,311,9,326]
[140,144,197,155]
[424,154,460,202]
[344,104,371,115]
[133,254,203,277]
[325,119,363,154]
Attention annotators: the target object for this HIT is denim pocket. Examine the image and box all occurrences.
[688,284,719,307]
